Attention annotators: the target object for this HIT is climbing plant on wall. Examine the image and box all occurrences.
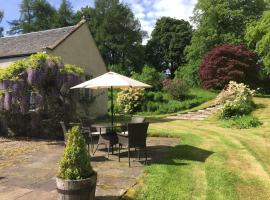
[0,52,84,138]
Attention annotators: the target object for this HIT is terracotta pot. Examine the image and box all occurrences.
[56,172,97,200]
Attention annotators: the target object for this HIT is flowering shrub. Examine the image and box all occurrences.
[199,44,260,90]
[218,81,255,118]
[117,88,144,113]
[0,52,84,137]
[163,79,189,100]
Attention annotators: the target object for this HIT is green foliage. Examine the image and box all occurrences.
[0,60,28,81]
[58,126,93,180]
[246,10,270,73]
[131,65,163,90]
[163,79,189,100]
[56,0,75,27]
[182,0,267,86]
[220,115,262,129]
[141,88,217,114]
[8,0,57,34]
[219,81,255,119]
[145,17,192,74]
[27,52,61,69]
[108,64,129,76]
[76,0,145,72]
[116,88,144,114]
[62,64,85,75]
[0,52,84,81]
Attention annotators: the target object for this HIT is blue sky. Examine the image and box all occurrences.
[0,0,197,39]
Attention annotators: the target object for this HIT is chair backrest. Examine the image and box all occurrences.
[127,122,149,148]
[130,116,145,123]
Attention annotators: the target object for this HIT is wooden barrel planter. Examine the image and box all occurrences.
[56,172,97,200]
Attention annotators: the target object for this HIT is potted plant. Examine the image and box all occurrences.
[56,126,97,200]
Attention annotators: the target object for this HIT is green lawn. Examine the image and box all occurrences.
[124,97,270,200]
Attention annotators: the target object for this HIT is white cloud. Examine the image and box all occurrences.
[123,0,197,44]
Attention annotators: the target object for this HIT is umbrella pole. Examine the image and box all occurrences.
[111,86,114,128]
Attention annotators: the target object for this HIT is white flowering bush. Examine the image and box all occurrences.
[117,88,144,114]
[218,81,255,118]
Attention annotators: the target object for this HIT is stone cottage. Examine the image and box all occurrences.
[0,20,108,118]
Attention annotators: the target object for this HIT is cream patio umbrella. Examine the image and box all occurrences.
[71,71,151,126]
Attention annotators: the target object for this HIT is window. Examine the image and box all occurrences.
[79,74,93,100]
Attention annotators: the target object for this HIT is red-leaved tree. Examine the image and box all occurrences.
[199,44,260,90]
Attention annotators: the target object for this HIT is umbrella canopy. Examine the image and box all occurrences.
[71,71,151,89]
[71,71,151,127]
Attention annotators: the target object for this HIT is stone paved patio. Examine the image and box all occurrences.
[0,137,178,200]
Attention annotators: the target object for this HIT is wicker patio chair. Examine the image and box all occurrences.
[121,116,146,135]
[80,118,106,154]
[117,122,149,167]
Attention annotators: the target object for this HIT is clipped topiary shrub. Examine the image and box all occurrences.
[58,126,93,180]
[199,44,260,90]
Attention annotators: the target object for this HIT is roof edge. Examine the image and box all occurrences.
[0,53,34,59]
[46,19,87,50]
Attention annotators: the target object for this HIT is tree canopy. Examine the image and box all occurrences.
[145,17,192,75]
[179,0,267,86]
[0,10,3,37]
[56,0,75,27]
[76,0,146,73]
[199,44,260,90]
[246,10,270,73]
[8,0,57,34]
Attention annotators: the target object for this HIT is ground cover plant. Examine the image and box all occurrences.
[123,97,270,200]
[219,115,262,129]
[116,87,217,115]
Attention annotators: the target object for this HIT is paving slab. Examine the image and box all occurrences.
[168,105,221,121]
[0,137,177,200]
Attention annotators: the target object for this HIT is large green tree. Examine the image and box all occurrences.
[179,0,267,86]
[0,11,4,37]
[145,17,192,75]
[8,0,35,34]
[31,0,57,30]
[56,0,75,27]
[76,0,146,73]
[8,0,57,34]
[246,10,270,72]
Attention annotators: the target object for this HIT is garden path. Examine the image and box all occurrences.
[0,137,178,200]
[167,105,222,120]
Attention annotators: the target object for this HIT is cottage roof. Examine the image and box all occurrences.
[0,20,85,59]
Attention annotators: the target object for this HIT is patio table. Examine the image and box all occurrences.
[91,123,125,157]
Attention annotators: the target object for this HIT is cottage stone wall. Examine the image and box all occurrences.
[48,23,108,118]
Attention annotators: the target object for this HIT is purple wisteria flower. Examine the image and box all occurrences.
[4,92,12,111]
[20,95,30,114]
[27,68,38,85]
[2,80,11,90]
